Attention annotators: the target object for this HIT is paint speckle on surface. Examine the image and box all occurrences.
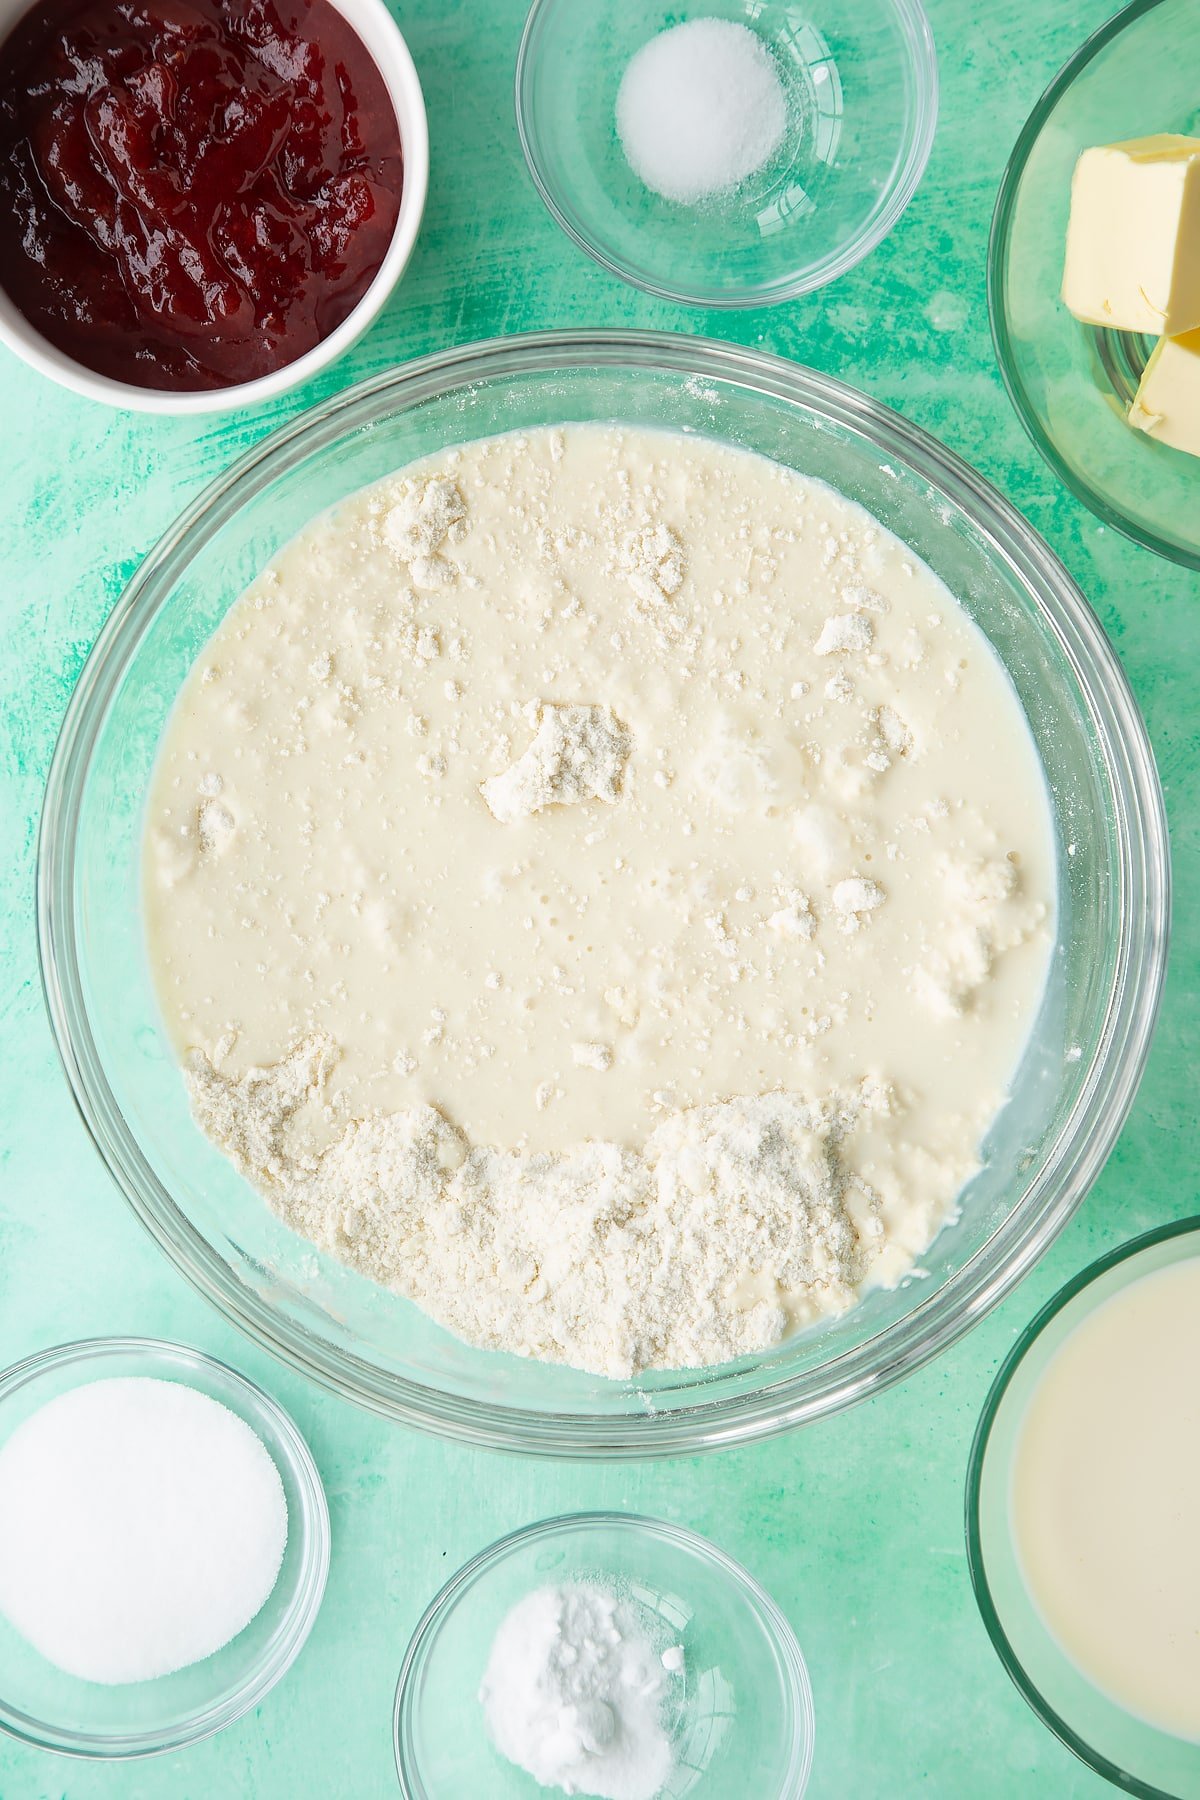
[925,290,970,332]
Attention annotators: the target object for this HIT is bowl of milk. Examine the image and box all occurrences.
[968,1217,1200,1796]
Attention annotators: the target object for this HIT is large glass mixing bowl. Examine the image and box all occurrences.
[38,332,1169,1458]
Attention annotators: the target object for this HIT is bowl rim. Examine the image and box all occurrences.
[964,1215,1200,1798]
[36,327,1171,1458]
[391,1509,815,1798]
[0,1334,330,1760]
[0,0,430,416]
[514,0,939,309]
[987,0,1200,571]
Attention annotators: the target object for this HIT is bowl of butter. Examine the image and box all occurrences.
[990,0,1200,568]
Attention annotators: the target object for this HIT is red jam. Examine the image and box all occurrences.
[0,0,404,390]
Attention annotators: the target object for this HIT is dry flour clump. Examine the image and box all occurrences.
[768,889,816,941]
[814,614,874,657]
[911,855,1027,1019]
[481,703,632,824]
[616,522,686,607]
[197,798,236,857]
[379,476,467,588]
[832,877,885,932]
[186,1047,888,1379]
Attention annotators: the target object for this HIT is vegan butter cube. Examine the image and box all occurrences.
[1062,135,1200,335]
[1129,328,1200,457]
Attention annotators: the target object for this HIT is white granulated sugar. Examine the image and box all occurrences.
[616,19,788,205]
[0,1378,287,1685]
[481,703,632,824]
[479,1582,678,1800]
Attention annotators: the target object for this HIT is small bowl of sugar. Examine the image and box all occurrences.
[516,0,937,308]
[0,1337,329,1758]
[394,1512,814,1798]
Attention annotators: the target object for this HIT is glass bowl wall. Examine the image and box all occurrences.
[38,331,1169,1457]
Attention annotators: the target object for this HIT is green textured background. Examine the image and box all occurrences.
[0,1,1195,1794]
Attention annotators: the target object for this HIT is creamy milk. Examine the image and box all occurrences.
[1013,1256,1200,1739]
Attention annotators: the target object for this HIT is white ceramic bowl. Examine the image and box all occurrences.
[0,0,428,415]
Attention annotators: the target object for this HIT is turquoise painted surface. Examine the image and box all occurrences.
[0,1,1196,1794]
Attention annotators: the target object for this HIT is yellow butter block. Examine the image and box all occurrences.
[1129,328,1200,458]
[1062,135,1200,335]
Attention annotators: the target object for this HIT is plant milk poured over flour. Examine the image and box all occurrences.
[143,425,1055,1376]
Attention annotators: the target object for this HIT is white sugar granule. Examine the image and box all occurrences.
[479,1582,679,1800]
[616,20,788,205]
[0,1377,288,1684]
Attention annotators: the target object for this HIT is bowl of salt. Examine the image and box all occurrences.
[516,0,938,307]
[0,1337,329,1758]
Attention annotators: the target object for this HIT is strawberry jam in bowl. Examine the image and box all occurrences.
[0,0,426,411]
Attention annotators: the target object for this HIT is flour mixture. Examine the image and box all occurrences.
[143,425,1055,1376]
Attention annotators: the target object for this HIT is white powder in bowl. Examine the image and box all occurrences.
[0,1376,288,1684]
[479,1581,680,1800]
[615,19,788,205]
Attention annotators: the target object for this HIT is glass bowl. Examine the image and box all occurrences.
[0,1337,329,1760]
[393,1513,814,1798]
[989,0,1200,567]
[967,1219,1200,1797]
[38,329,1169,1458]
[515,0,937,308]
